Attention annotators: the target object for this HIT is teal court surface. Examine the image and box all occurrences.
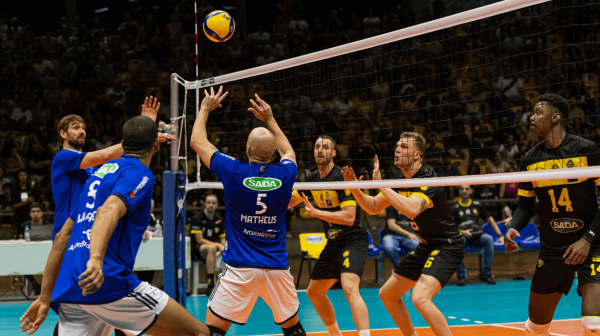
[0,280,584,335]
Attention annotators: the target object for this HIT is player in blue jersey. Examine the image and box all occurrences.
[190,87,306,336]
[51,96,173,239]
[20,116,208,336]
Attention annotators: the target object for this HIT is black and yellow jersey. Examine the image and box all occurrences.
[450,199,489,231]
[190,211,225,250]
[379,166,463,248]
[518,134,600,253]
[294,165,365,242]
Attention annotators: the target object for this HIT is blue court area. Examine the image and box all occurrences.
[0,280,583,336]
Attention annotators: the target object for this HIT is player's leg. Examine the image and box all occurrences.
[199,244,218,286]
[261,269,307,336]
[146,297,209,336]
[526,257,575,335]
[478,233,495,284]
[411,274,451,336]
[58,303,114,336]
[381,234,402,268]
[340,272,370,333]
[578,253,600,336]
[378,273,417,336]
[306,279,338,329]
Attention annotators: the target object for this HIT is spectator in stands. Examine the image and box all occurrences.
[12,169,38,230]
[26,140,51,184]
[451,185,504,286]
[363,8,381,37]
[289,14,309,39]
[381,206,419,269]
[94,55,114,88]
[256,48,275,66]
[251,24,270,49]
[0,182,15,226]
[190,194,224,295]
[0,167,11,196]
[498,134,519,164]
[487,151,511,174]
[19,202,51,238]
[4,147,26,177]
[272,15,288,40]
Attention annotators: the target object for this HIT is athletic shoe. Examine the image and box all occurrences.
[480,274,496,285]
[456,277,467,286]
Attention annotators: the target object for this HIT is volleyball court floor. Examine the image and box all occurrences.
[0,280,584,335]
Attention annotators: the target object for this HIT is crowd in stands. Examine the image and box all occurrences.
[0,0,598,238]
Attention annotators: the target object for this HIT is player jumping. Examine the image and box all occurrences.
[288,135,370,336]
[190,87,307,336]
[504,93,600,336]
[20,116,207,335]
[342,132,464,336]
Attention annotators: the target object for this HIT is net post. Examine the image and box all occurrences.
[170,74,179,172]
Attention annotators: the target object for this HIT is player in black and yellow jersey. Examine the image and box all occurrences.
[289,135,370,336]
[504,94,600,336]
[342,132,463,336]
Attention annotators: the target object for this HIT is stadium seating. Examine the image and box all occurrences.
[514,223,541,250]
[296,233,327,288]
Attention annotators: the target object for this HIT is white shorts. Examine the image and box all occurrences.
[58,282,169,336]
[208,264,300,325]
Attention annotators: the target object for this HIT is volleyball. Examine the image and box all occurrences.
[203,10,235,43]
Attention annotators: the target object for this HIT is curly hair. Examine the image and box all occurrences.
[538,93,569,120]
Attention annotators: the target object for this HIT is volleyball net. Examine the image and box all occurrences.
[170,0,600,191]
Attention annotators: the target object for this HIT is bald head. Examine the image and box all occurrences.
[247,127,276,163]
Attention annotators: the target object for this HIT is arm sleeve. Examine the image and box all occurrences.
[517,158,536,198]
[209,151,240,187]
[111,172,155,216]
[53,150,88,174]
[190,214,202,234]
[339,189,357,209]
[510,195,536,232]
[411,186,441,207]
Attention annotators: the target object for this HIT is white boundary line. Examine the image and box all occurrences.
[183,0,550,89]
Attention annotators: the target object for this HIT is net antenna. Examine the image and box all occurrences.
[171,0,600,191]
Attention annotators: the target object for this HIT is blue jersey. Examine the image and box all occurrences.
[210,151,297,269]
[51,155,154,306]
[51,149,95,240]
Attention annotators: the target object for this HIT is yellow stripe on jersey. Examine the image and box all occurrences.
[191,230,203,234]
[527,156,589,188]
[219,233,226,238]
[518,189,536,197]
[310,190,341,208]
[595,178,600,186]
[340,200,357,208]
[412,192,431,206]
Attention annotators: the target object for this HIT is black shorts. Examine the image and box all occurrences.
[394,244,465,287]
[311,233,369,280]
[531,249,600,296]
[191,244,205,263]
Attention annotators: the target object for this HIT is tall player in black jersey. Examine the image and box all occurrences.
[288,135,370,336]
[504,94,600,336]
[342,132,463,336]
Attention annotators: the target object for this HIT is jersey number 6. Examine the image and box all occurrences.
[256,193,267,214]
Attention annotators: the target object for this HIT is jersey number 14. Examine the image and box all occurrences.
[548,188,573,213]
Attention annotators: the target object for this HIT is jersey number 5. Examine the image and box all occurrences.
[256,193,267,214]
[86,180,101,209]
[548,188,573,212]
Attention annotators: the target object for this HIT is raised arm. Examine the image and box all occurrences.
[78,195,128,296]
[80,144,123,169]
[341,166,390,215]
[288,190,304,209]
[248,94,295,164]
[20,218,75,334]
[300,192,355,226]
[190,86,229,170]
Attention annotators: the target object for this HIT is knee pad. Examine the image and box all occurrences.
[282,322,306,336]
[583,316,600,335]
[207,325,227,336]
[525,319,550,336]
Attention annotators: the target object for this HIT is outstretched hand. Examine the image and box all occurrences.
[301,192,319,217]
[158,133,176,143]
[504,228,520,252]
[141,96,160,122]
[200,86,229,112]
[341,166,363,182]
[19,299,50,335]
[248,94,273,123]
[373,155,381,180]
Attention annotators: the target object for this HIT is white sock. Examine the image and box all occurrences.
[326,322,342,336]
[358,330,370,336]
[582,316,600,335]
[525,319,550,336]
[410,332,418,336]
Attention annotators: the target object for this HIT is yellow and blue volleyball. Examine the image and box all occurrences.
[203,10,235,43]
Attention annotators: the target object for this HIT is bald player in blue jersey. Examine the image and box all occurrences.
[20,116,208,336]
[191,87,306,336]
[51,97,174,240]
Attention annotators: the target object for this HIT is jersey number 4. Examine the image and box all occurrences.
[548,188,573,212]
